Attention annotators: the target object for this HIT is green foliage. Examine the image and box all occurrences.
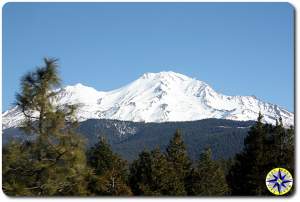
[165,129,192,194]
[2,141,34,196]
[271,120,294,172]
[186,148,229,196]
[129,149,185,196]
[3,58,90,196]
[227,113,295,196]
[128,151,152,195]
[87,137,132,195]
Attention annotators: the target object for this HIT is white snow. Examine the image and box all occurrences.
[2,71,294,129]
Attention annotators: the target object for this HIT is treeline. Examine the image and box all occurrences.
[2,59,294,196]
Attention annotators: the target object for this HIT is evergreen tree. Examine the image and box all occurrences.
[271,119,294,172]
[227,113,295,195]
[263,120,295,195]
[186,148,229,196]
[149,149,186,195]
[129,149,185,196]
[227,112,268,195]
[129,151,152,195]
[284,125,295,173]
[2,58,90,196]
[166,129,191,187]
[87,137,132,195]
[2,141,35,196]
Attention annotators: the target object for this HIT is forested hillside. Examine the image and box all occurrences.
[3,118,254,161]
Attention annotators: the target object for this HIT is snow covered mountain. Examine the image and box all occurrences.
[2,71,294,129]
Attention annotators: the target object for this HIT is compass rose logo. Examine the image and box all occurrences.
[265,168,293,195]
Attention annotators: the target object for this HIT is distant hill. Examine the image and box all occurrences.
[3,118,255,161]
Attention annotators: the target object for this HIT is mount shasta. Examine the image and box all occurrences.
[2,71,294,129]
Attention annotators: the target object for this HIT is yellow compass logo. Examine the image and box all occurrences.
[265,168,293,195]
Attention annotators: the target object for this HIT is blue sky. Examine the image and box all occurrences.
[3,2,294,112]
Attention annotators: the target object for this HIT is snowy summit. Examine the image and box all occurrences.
[2,71,294,129]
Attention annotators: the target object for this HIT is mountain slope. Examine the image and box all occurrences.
[2,71,294,129]
[2,118,254,161]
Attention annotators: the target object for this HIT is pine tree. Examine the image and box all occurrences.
[129,151,152,195]
[284,125,295,173]
[129,148,185,196]
[87,137,132,195]
[2,58,90,196]
[2,141,35,196]
[226,113,296,195]
[186,148,229,196]
[271,118,294,172]
[149,149,186,195]
[166,129,191,188]
[227,112,268,195]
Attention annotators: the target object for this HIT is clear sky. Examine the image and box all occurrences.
[3,2,294,112]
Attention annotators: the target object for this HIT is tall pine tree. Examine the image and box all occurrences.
[2,58,90,196]
[227,113,295,195]
[227,112,267,195]
[87,137,132,195]
[166,129,191,190]
[129,148,185,196]
[186,148,229,196]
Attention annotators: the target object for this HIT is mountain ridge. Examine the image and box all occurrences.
[2,71,294,129]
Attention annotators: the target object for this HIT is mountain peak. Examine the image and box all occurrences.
[73,83,86,87]
[65,83,90,89]
[2,71,294,129]
[141,71,191,81]
[64,83,99,93]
